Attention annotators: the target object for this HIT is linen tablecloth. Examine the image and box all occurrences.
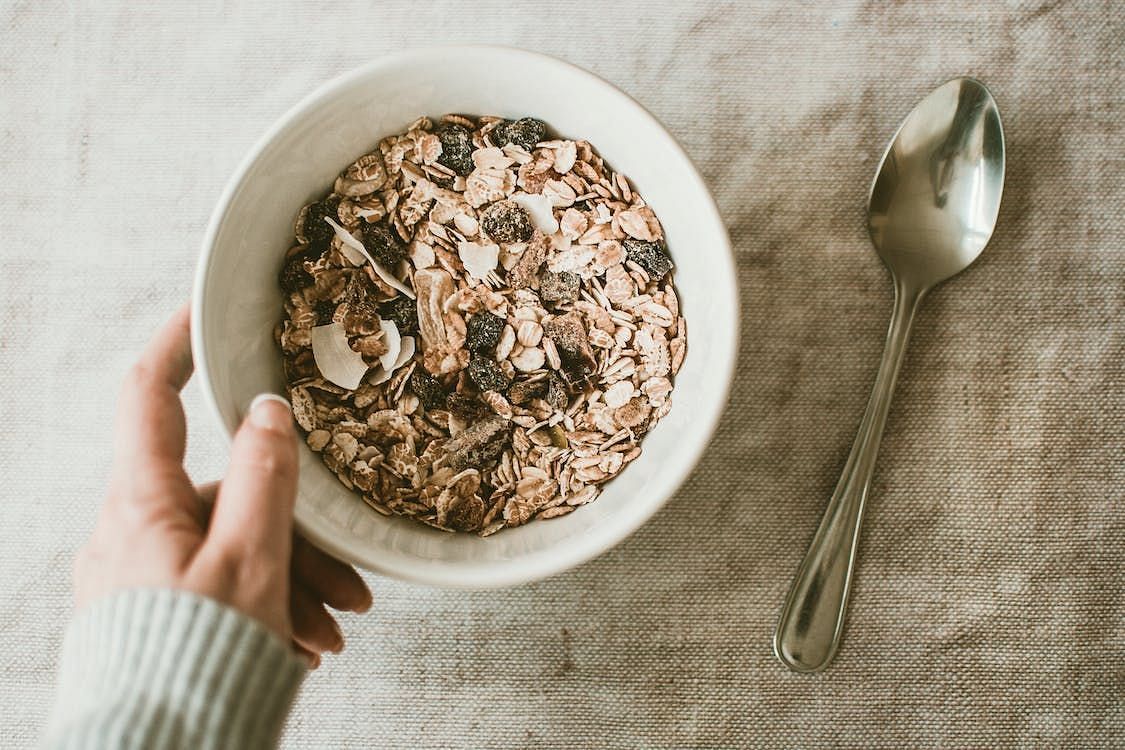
[2,2,1122,747]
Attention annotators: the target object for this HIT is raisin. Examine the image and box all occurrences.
[285,350,317,381]
[303,196,340,248]
[465,312,505,353]
[410,369,446,409]
[315,300,337,325]
[435,123,475,176]
[345,273,380,312]
[361,222,406,267]
[380,295,418,335]
[480,200,533,244]
[539,270,580,303]
[467,356,511,393]
[278,255,313,293]
[489,121,509,146]
[508,378,547,406]
[446,392,492,423]
[623,238,674,281]
[545,373,569,410]
[493,117,547,151]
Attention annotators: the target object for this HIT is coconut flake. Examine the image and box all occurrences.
[368,336,416,386]
[369,259,416,299]
[378,318,401,372]
[324,215,367,261]
[310,323,368,390]
[324,216,416,299]
[410,240,435,269]
[553,141,577,174]
[394,335,416,369]
[458,240,500,281]
[510,192,558,234]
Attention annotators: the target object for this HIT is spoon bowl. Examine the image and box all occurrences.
[868,77,1005,290]
[774,77,1005,672]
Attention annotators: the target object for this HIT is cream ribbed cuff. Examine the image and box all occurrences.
[43,588,305,750]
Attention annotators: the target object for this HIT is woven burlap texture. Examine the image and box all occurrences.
[1,2,1121,748]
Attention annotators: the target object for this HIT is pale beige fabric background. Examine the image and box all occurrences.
[1,1,1122,748]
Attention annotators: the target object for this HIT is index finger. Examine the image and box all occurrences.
[111,304,194,484]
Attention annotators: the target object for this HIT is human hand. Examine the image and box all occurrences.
[74,305,371,668]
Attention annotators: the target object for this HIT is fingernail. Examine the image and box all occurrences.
[249,393,292,432]
[329,620,345,653]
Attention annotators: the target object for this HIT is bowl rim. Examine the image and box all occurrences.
[192,44,739,588]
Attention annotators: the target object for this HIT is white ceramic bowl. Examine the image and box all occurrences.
[193,46,737,588]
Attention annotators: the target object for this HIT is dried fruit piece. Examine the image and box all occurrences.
[361,222,406,267]
[539,270,580,303]
[543,312,596,374]
[315,300,337,326]
[493,117,547,151]
[545,374,569,410]
[623,238,674,281]
[479,200,533,243]
[508,378,547,406]
[466,312,505,353]
[445,416,510,472]
[446,392,491,423]
[508,230,550,288]
[340,276,382,336]
[410,369,447,409]
[279,252,314,292]
[467,356,511,393]
[434,123,475,176]
[299,196,340,248]
[380,295,418,335]
[326,216,416,299]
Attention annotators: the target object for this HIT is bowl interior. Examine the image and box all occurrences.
[194,47,736,587]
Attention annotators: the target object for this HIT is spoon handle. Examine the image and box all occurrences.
[774,279,923,672]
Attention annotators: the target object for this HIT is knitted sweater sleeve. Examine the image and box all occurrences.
[42,588,305,750]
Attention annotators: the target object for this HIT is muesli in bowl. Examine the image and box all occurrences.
[275,114,686,536]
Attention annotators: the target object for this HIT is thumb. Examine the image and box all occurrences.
[206,394,299,564]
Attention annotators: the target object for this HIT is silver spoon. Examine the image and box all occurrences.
[773,78,1005,673]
